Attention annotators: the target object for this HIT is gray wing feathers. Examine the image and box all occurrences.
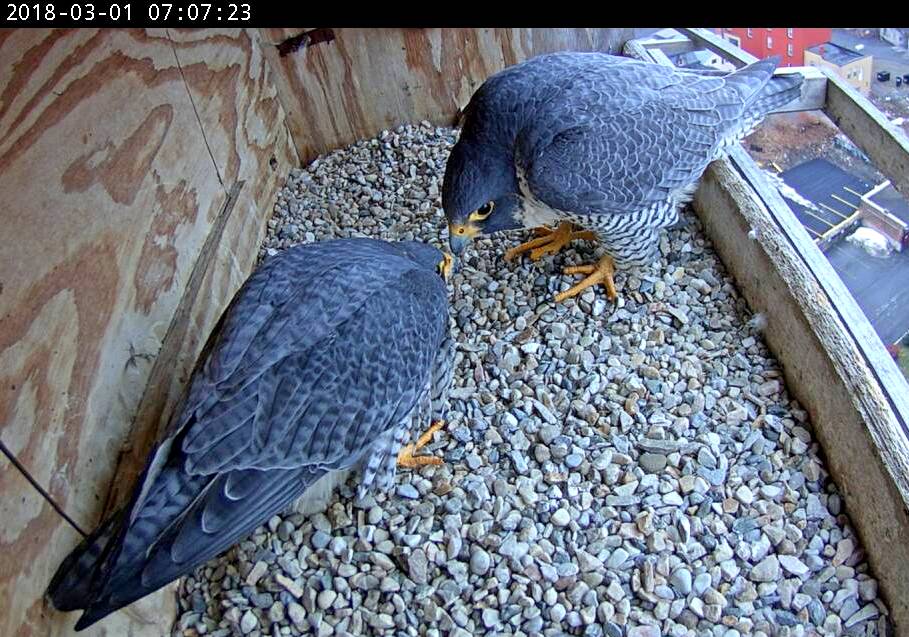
[430,334,455,419]
[493,53,794,218]
[183,267,447,476]
[55,240,451,628]
[745,72,803,121]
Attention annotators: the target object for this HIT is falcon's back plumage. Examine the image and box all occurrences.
[47,238,453,629]
[444,52,803,269]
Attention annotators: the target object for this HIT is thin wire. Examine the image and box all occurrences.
[1,438,87,538]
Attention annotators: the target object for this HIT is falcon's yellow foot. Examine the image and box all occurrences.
[504,222,596,262]
[397,420,445,468]
[555,254,618,303]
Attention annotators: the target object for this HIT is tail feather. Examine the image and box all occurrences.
[724,57,780,101]
[67,465,324,631]
[724,55,804,117]
[715,56,805,142]
[45,510,125,612]
[746,72,804,118]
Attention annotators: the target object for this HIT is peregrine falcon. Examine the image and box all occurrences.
[47,238,455,629]
[443,52,803,302]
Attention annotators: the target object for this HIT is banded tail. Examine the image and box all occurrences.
[46,446,324,630]
[726,56,805,137]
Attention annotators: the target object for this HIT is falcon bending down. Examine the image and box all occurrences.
[47,238,455,630]
[443,52,803,302]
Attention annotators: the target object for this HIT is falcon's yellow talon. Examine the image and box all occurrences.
[504,222,595,262]
[415,420,444,448]
[563,264,596,275]
[397,420,446,468]
[556,254,618,303]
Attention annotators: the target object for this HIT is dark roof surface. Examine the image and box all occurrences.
[780,160,909,345]
[780,158,872,237]
[825,239,909,345]
[806,42,868,66]
[870,184,909,224]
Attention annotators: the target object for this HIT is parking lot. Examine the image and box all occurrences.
[871,59,909,97]
[830,30,909,128]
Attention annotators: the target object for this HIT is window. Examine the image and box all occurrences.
[726,34,741,47]
[747,28,753,38]
[787,28,794,38]
[767,36,773,48]
[787,43,794,57]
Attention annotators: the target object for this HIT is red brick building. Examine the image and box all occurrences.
[715,28,832,66]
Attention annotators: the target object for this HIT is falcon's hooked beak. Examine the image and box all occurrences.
[448,222,480,256]
[437,252,454,281]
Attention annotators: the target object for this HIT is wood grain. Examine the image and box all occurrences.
[259,28,635,163]
[1,456,175,637]
[695,159,909,633]
[0,28,295,635]
[103,27,298,515]
[626,35,909,633]
[823,68,909,202]
[0,28,223,635]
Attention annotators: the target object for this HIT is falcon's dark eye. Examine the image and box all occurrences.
[469,201,495,222]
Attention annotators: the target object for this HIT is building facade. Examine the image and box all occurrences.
[861,181,909,250]
[804,43,873,95]
[879,28,909,50]
[716,28,832,66]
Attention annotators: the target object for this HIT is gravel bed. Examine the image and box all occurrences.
[173,122,891,637]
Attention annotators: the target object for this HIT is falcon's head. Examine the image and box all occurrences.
[442,141,521,257]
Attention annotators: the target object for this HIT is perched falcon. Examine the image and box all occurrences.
[47,238,455,629]
[443,52,803,302]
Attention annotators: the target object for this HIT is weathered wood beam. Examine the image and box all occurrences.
[638,34,697,57]
[695,154,909,632]
[626,32,909,632]
[822,68,909,201]
[678,27,757,66]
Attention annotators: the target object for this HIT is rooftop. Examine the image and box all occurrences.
[825,238,909,345]
[779,161,909,345]
[870,184,909,225]
[780,158,871,236]
[671,50,722,71]
[806,41,869,66]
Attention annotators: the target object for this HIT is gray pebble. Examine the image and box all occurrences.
[639,453,668,473]
[179,119,888,637]
[470,548,491,576]
[397,484,420,499]
[551,508,571,527]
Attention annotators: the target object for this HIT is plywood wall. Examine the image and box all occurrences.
[0,28,297,636]
[1,26,637,636]
[259,27,636,163]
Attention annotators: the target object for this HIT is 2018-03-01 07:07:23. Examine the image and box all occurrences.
[3,1,251,22]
